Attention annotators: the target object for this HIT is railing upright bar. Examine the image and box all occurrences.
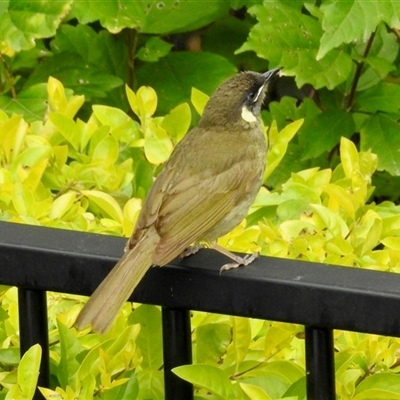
[161,307,193,400]
[18,288,50,399]
[305,326,336,400]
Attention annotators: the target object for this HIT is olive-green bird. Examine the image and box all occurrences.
[75,68,280,333]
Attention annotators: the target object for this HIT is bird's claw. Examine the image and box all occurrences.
[180,244,206,258]
[219,252,259,273]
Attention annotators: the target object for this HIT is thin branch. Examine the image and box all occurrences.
[127,28,138,91]
[346,30,376,111]
[0,54,16,98]
[392,27,400,41]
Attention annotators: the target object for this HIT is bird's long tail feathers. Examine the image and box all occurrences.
[75,226,159,334]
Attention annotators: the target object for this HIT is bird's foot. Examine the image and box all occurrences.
[219,252,259,273]
[180,244,206,258]
[209,243,259,273]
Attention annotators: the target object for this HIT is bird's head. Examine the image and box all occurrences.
[199,68,280,129]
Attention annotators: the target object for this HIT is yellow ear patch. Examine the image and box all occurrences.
[241,106,257,123]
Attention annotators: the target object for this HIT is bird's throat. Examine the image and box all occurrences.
[241,105,257,123]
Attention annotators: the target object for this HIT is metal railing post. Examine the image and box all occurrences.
[162,307,193,400]
[305,326,336,400]
[18,288,50,399]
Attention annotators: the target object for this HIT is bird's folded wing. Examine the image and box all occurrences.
[153,161,255,265]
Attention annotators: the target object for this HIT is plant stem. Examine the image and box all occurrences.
[345,30,376,111]
[127,28,138,90]
[0,55,16,98]
[392,27,400,41]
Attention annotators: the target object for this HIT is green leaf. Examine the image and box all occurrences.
[360,114,400,175]
[0,84,48,122]
[202,14,269,72]
[356,83,400,113]
[137,370,164,400]
[26,53,123,100]
[45,24,128,106]
[71,0,231,34]
[0,0,72,52]
[318,0,400,59]
[173,364,237,400]
[136,52,236,115]
[262,360,304,384]
[300,110,355,160]
[264,325,296,360]
[136,37,172,62]
[283,377,306,399]
[356,25,398,91]
[107,373,139,400]
[129,305,163,370]
[229,317,251,371]
[354,373,400,399]
[239,1,352,89]
[51,23,100,58]
[196,323,231,365]
[0,348,19,366]
[57,320,85,388]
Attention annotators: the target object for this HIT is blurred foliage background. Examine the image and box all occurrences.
[1,0,400,399]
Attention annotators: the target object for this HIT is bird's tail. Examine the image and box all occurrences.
[75,226,159,334]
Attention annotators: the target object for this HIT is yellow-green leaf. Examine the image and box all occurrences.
[12,183,34,216]
[382,237,400,250]
[191,87,209,116]
[126,85,139,117]
[230,317,251,372]
[340,137,359,180]
[6,344,42,400]
[137,86,158,120]
[144,123,173,165]
[173,364,236,399]
[1,115,28,164]
[311,204,349,238]
[325,183,356,220]
[81,190,123,224]
[264,119,303,182]
[92,135,119,166]
[49,113,80,150]
[49,192,76,220]
[92,105,131,128]
[161,103,191,143]
[240,383,272,400]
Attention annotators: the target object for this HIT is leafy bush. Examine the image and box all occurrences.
[1,1,400,399]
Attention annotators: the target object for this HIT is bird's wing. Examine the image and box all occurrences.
[153,159,258,265]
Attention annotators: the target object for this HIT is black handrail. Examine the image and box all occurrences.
[2,220,400,399]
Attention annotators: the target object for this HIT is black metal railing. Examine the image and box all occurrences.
[2,220,400,399]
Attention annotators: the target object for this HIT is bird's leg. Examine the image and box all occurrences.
[211,243,259,273]
[179,243,207,258]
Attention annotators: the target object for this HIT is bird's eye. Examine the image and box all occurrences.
[247,91,257,103]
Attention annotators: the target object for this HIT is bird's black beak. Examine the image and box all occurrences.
[262,67,281,82]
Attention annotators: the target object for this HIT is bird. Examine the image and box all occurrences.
[75,68,280,333]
